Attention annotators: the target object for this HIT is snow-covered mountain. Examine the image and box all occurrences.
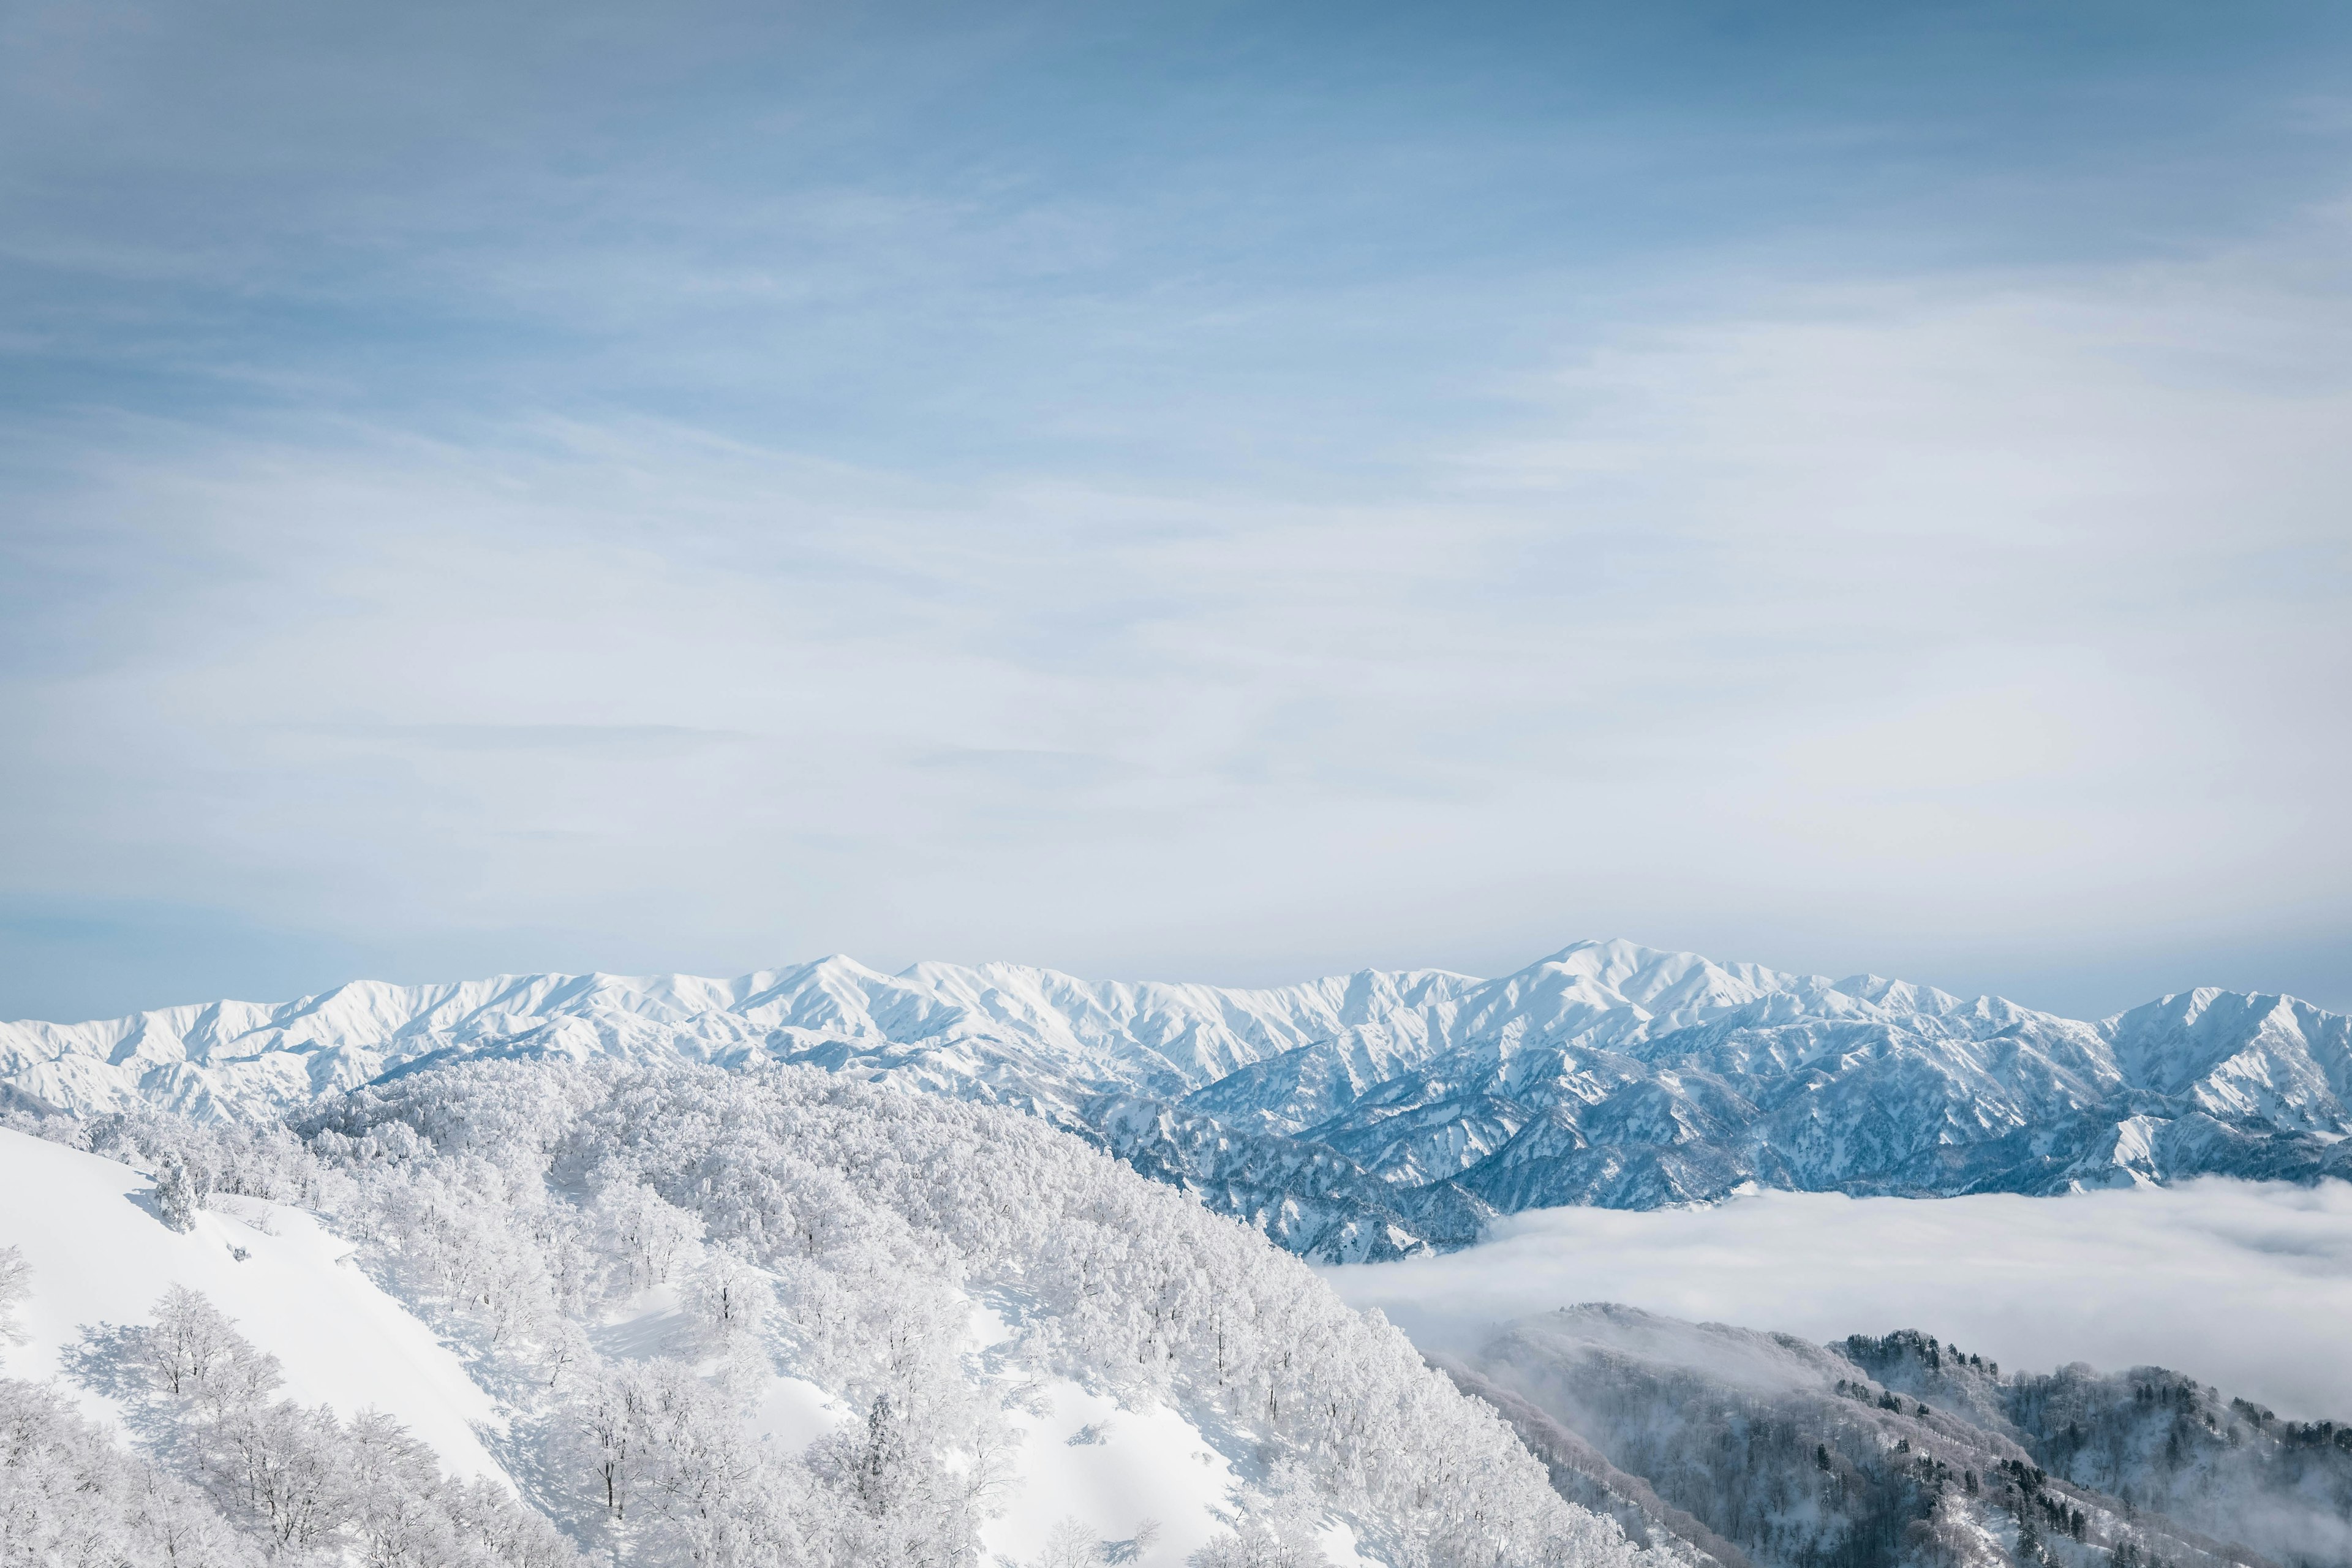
[7,940,2348,1259]
[0,957,1480,1122]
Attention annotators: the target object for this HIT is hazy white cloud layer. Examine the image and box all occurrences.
[6,224,2349,1017]
[4,3,2349,1019]
[1322,1180,2352,1422]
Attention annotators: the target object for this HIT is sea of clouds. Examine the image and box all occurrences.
[1321,1178,2352,1420]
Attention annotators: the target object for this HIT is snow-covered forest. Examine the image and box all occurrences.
[1434,1306,2352,1568]
[1,1060,1648,1568]
[11,1029,2347,1568]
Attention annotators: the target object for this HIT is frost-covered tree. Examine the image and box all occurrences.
[1189,1518,1323,1568]
[153,1155,210,1232]
[1029,1516,1104,1568]
[0,1245,28,1355]
[0,1377,263,1568]
[145,1284,262,1400]
[687,1246,774,1360]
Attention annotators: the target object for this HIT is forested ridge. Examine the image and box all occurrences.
[1,1060,1649,1567]
[1440,1307,2352,1568]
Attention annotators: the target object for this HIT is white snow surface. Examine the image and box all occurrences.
[0,1126,507,1480]
[981,1379,1246,1568]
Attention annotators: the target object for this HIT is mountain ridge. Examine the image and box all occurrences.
[1446,1302,2352,1568]
[6,939,2348,1261]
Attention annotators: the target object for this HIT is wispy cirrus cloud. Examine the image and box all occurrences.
[2,1,2350,1017]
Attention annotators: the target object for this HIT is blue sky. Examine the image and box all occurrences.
[4,0,2350,1020]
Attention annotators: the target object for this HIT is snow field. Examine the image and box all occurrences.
[0,1126,507,1480]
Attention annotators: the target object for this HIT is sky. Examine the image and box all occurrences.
[3,0,2349,1022]
[1322,1178,2352,1422]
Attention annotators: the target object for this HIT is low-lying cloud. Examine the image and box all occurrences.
[1321,1180,2352,1421]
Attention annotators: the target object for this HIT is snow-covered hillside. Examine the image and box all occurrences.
[7,940,2348,1258]
[0,1128,502,1477]
[2,1061,1651,1567]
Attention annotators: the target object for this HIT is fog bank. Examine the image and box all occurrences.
[1321,1180,2352,1421]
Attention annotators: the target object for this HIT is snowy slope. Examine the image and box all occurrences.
[0,1107,1577,1567]
[578,1286,1352,1568]
[0,1126,505,1480]
[979,1368,1374,1567]
[9,940,2349,1254]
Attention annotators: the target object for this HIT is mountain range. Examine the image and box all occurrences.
[6,939,2348,1261]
